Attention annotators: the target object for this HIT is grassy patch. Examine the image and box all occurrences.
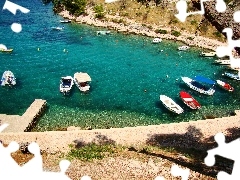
[66,143,118,161]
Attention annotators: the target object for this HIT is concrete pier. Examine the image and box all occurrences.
[0,99,47,133]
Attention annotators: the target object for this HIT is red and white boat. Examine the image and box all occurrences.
[216,80,234,92]
[179,91,201,109]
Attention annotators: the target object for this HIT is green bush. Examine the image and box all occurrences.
[171,30,181,37]
[155,29,167,34]
[61,0,87,16]
[187,37,194,40]
[94,4,105,18]
[213,31,222,38]
[190,20,197,25]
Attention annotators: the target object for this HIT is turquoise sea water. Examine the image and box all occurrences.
[0,0,239,131]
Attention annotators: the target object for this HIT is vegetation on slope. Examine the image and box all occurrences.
[47,0,228,42]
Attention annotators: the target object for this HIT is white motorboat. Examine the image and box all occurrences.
[223,72,240,81]
[214,59,231,65]
[178,46,190,51]
[160,95,184,114]
[200,51,216,57]
[60,19,71,23]
[52,26,64,31]
[96,31,110,35]
[0,44,13,53]
[181,76,215,95]
[1,70,16,86]
[152,38,162,44]
[74,72,91,92]
[60,76,74,95]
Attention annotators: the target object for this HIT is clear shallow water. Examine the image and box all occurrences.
[0,0,239,131]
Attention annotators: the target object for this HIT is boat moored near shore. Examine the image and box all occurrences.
[200,51,216,57]
[1,70,16,86]
[74,72,91,92]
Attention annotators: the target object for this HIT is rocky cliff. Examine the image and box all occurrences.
[193,0,240,39]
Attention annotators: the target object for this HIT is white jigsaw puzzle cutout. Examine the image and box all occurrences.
[2,0,30,33]
[204,133,240,180]
[155,164,190,180]
[175,0,226,22]
[0,141,93,180]
[1,0,240,179]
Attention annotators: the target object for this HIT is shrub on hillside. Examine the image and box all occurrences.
[94,4,105,18]
[171,30,181,37]
[155,29,167,34]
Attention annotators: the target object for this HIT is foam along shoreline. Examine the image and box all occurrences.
[59,8,227,51]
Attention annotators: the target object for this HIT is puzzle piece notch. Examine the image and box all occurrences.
[175,0,226,22]
[204,133,240,180]
[216,28,240,70]
[171,165,190,180]
[2,0,30,33]
[233,11,240,22]
[80,175,92,180]
[3,0,30,15]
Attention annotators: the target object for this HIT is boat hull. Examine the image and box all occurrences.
[1,71,16,86]
[181,77,215,95]
[179,91,201,109]
[216,80,234,92]
[223,72,240,81]
[60,76,74,95]
[160,95,183,114]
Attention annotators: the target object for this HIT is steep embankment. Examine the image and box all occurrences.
[193,0,240,39]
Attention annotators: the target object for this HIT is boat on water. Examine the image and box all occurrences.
[200,51,216,57]
[1,71,16,86]
[74,72,91,92]
[160,95,184,114]
[223,72,240,81]
[0,44,13,53]
[60,19,71,23]
[51,26,64,31]
[60,76,74,95]
[181,76,215,95]
[96,30,110,35]
[152,38,162,44]
[178,46,190,51]
[214,59,231,65]
[179,91,201,109]
[216,80,234,92]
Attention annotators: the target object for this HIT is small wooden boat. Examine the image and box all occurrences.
[216,80,234,92]
[152,38,162,44]
[200,51,216,57]
[60,19,71,23]
[160,95,184,114]
[51,26,64,31]
[0,44,13,53]
[223,72,240,81]
[0,48,13,52]
[178,46,190,51]
[179,91,201,109]
[74,72,91,92]
[214,59,230,65]
[96,31,110,35]
[1,70,16,86]
[60,76,74,95]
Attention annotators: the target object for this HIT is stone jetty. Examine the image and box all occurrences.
[0,99,47,133]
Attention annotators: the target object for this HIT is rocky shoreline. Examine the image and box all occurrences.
[59,8,227,52]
